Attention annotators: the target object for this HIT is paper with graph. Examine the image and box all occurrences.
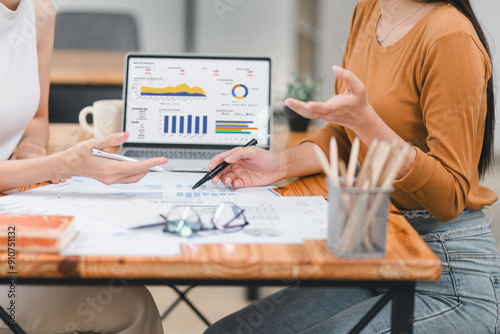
[0,172,329,249]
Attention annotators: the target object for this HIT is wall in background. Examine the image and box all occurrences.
[51,0,499,149]
[193,0,297,104]
[51,0,186,52]
[315,0,357,99]
[472,0,500,155]
[51,0,297,103]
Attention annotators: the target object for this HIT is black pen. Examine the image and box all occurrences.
[192,138,258,190]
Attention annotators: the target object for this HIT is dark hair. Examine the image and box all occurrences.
[424,0,495,178]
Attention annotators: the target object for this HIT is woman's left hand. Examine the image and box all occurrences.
[284,66,375,132]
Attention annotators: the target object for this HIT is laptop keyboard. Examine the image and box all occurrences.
[124,149,224,160]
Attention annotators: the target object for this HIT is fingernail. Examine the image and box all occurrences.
[233,181,240,188]
[225,178,231,184]
[284,99,294,108]
[333,65,344,74]
[119,132,128,140]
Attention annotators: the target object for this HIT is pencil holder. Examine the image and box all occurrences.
[327,180,392,258]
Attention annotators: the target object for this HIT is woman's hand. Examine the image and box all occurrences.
[284,66,376,132]
[63,132,168,185]
[208,146,286,189]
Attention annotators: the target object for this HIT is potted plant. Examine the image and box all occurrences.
[284,74,322,132]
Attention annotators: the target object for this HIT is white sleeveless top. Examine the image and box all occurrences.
[0,0,40,160]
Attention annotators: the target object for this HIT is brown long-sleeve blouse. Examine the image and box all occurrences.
[302,0,497,222]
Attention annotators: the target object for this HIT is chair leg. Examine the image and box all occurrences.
[0,307,26,334]
[246,286,259,301]
[161,285,211,327]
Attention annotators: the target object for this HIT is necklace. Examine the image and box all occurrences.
[376,2,427,44]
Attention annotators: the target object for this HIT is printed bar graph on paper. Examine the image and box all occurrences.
[195,116,200,134]
[188,115,192,134]
[203,116,208,134]
[164,116,169,133]
[215,120,257,134]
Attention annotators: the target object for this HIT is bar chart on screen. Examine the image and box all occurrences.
[163,114,208,134]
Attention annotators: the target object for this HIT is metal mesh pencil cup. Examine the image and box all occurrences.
[327,180,392,258]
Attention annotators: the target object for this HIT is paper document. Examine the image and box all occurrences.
[0,175,329,249]
[282,196,329,239]
[36,173,260,206]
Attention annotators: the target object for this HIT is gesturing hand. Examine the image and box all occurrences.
[284,66,375,132]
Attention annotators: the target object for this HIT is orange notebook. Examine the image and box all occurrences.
[0,215,77,253]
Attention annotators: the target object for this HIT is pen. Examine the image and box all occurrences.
[192,138,258,190]
[91,149,170,173]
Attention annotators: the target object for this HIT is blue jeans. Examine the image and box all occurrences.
[205,210,500,333]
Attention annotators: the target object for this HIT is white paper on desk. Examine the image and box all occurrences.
[138,199,304,244]
[63,231,180,256]
[26,173,262,207]
[0,196,182,256]
[79,199,165,229]
[282,196,329,239]
[62,217,180,256]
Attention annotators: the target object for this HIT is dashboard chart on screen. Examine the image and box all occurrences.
[124,55,271,147]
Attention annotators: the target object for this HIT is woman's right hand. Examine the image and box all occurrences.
[62,132,168,185]
[209,146,286,189]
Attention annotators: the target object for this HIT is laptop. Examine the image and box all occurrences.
[119,53,272,172]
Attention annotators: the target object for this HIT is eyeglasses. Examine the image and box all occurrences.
[161,202,249,237]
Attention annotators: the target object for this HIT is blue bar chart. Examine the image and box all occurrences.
[164,115,208,134]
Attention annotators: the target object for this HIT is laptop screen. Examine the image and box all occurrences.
[123,54,272,149]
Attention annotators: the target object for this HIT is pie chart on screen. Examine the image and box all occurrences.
[232,84,249,99]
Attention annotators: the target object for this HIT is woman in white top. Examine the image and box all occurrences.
[0,0,167,191]
[0,0,164,333]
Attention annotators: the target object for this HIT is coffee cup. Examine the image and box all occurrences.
[79,100,123,139]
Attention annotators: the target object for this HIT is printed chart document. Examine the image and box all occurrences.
[282,196,329,240]
[62,217,180,257]
[32,173,260,206]
[137,199,305,244]
[0,173,329,250]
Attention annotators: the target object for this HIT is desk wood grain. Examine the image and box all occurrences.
[51,50,128,86]
[0,124,441,282]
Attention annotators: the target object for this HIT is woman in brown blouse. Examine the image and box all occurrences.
[205,0,500,332]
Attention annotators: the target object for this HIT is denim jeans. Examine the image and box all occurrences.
[205,210,500,334]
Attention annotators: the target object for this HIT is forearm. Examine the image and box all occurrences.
[16,115,50,156]
[351,106,416,179]
[278,142,324,179]
[0,151,70,191]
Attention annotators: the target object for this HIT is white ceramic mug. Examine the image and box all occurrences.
[79,100,123,139]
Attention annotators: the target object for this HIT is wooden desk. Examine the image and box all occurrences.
[0,124,441,333]
[49,50,128,123]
